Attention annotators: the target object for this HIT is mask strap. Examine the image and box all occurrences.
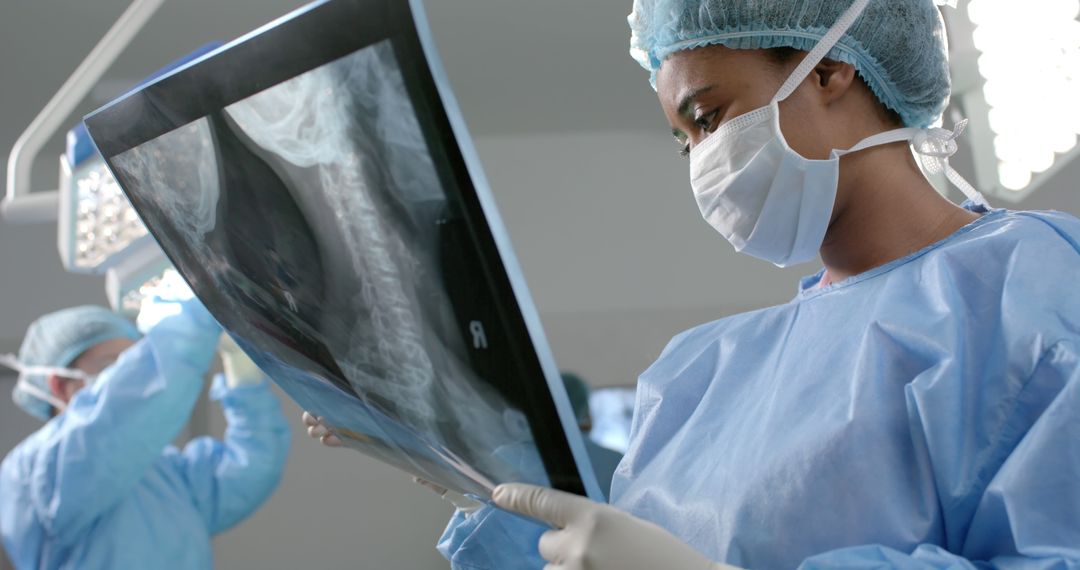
[835,127,921,156]
[1,354,71,413]
[14,378,68,413]
[772,0,872,104]
[0,353,93,382]
[911,120,990,207]
[768,0,988,207]
[833,122,992,208]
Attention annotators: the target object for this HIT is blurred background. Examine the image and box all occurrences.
[1,0,1077,568]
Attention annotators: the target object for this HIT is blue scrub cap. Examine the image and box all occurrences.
[628,0,952,128]
[11,306,140,420]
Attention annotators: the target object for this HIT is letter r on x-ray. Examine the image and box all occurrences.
[469,320,488,349]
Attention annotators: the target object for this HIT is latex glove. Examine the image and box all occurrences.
[219,334,265,388]
[137,270,204,333]
[301,411,343,447]
[493,483,741,570]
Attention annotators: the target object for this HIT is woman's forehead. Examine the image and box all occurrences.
[657,47,770,96]
[656,47,773,110]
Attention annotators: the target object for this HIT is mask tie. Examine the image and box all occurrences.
[0,353,75,412]
[912,119,990,208]
[771,0,872,104]
[0,353,95,382]
[0,353,100,413]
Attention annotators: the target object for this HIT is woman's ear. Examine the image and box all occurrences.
[814,59,857,103]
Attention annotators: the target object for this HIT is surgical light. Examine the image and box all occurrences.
[954,0,1080,199]
[58,124,149,274]
[55,43,222,274]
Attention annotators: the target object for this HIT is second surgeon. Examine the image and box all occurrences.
[437,0,1080,568]
[0,277,291,569]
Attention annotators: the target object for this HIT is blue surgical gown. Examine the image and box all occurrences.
[0,309,291,570]
[438,206,1080,569]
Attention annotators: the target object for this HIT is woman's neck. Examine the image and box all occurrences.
[820,143,981,282]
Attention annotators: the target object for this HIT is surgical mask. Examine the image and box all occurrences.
[0,353,97,413]
[688,0,988,268]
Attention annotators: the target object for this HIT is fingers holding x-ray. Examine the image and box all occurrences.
[301,411,343,447]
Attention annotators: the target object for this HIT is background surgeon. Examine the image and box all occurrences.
[0,276,291,569]
[436,0,1080,568]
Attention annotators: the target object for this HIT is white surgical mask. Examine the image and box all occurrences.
[0,353,97,413]
[688,0,988,268]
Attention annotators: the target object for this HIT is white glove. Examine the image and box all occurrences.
[136,270,198,333]
[219,334,265,388]
[302,411,343,447]
[493,483,742,570]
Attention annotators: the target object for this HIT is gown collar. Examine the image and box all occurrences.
[797,201,1005,300]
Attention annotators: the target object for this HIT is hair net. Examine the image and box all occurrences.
[628,0,952,128]
[561,373,592,426]
[12,306,140,420]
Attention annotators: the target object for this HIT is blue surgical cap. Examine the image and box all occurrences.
[12,306,140,420]
[628,0,952,128]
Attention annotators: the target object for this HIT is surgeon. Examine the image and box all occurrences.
[437,0,1080,568]
[0,277,291,569]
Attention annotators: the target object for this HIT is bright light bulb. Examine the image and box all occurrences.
[993,135,1026,162]
[1024,149,1056,174]
[69,160,149,270]
[972,0,1080,193]
[1052,131,1078,154]
[999,162,1033,191]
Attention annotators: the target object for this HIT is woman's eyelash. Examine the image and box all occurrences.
[694,110,719,130]
[673,133,690,158]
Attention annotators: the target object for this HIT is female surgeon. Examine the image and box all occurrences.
[434,0,1080,568]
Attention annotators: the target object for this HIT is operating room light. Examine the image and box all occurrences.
[967,0,1080,191]
[57,122,154,275]
[71,160,147,269]
[52,39,225,275]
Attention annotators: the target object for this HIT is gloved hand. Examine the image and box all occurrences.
[135,270,220,375]
[301,411,343,447]
[219,334,265,388]
[136,270,215,334]
[493,483,742,570]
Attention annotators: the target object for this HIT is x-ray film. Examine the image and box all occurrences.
[85,0,602,501]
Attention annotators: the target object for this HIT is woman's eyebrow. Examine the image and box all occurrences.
[677,85,717,116]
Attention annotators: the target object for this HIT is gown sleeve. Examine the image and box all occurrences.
[174,374,291,535]
[437,505,547,570]
[26,298,221,546]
